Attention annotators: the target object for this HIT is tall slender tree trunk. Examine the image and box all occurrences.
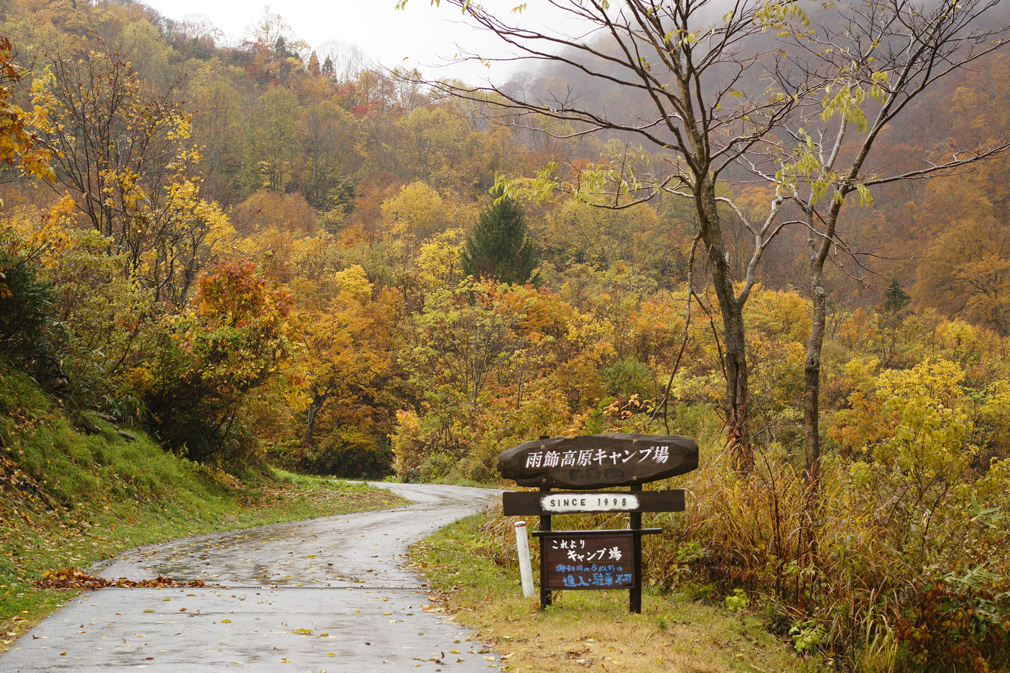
[802,201,842,490]
[724,302,752,471]
[803,254,826,487]
[697,176,753,471]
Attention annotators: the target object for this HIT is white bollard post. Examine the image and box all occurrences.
[514,520,535,599]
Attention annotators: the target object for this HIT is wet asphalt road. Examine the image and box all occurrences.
[0,483,504,673]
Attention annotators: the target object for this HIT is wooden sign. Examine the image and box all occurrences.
[497,433,699,614]
[497,433,698,489]
[541,531,636,590]
[502,489,685,516]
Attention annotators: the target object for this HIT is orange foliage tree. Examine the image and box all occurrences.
[140,260,298,461]
[294,265,401,475]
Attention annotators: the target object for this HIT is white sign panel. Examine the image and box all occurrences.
[541,493,641,513]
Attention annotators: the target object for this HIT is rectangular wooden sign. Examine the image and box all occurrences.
[503,489,684,516]
[542,531,636,590]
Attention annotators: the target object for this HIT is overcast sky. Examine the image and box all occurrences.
[141,0,586,85]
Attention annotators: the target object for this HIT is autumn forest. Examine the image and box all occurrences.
[2,0,1010,670]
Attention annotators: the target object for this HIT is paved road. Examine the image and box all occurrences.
[1,483,504,672]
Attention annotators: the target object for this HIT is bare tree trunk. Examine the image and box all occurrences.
[725,304,753,471]
[803,253,827,487]
[304,392,326,448]
[698,176,753,471]
[801,191,841,492]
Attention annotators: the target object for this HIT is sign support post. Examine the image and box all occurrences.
[539,485,552,609]
[629,483,643,614]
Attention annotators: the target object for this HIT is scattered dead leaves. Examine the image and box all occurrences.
[33,567,214,590]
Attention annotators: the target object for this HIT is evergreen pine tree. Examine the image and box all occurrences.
[461,195,540,286]
[882,278,911,315]
[880,278,912,366]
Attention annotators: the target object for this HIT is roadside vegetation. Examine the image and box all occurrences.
[416,415,1010,673]
[0,358,407,652]
[413,511,829,673]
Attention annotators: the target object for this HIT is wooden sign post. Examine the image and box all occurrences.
[498,433,698,613]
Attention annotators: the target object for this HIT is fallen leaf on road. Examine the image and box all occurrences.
[34,568,212,590]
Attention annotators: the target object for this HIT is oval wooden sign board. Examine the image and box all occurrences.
[497,433,699,489]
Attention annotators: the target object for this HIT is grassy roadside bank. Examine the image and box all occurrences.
[1,472,408,651]
[411,512,828,673]
[0,362,409,651]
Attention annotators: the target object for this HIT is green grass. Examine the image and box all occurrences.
[0,361,409,651]
[411,513,830,673]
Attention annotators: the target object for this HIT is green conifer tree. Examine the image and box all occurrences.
[461,195,540,286]
[882,278,911,315]
[880,278,912,366]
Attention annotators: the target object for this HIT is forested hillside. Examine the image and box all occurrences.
[1,0,1010,669]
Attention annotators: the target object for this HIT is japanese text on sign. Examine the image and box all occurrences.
[550,537,624,562]
[524,445,671,469]
[543,533,636,591]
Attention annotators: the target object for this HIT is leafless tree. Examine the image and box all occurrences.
[401,0,816,469]
[755,0,1010,486]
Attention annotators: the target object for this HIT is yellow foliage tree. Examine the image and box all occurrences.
[296,265,400,454]
[0,37,53,184]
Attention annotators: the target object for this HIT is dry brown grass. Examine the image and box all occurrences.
[485,596,810,672]
[413,513,828,673]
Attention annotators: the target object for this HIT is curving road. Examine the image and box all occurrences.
[0,483,503,673]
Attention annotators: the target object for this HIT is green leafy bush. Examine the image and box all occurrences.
[300,427,393,479]
[0,236,58,382]
[896,571,1010,672]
